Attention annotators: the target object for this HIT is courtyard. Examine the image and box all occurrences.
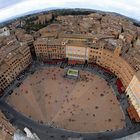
[6,67,125,133]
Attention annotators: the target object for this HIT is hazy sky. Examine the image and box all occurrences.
[0,0,140,23]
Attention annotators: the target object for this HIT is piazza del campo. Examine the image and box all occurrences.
[0,9,140,140]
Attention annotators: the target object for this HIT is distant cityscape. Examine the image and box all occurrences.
[1,0,140,22]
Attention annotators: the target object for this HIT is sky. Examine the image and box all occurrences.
[0,0,140,23]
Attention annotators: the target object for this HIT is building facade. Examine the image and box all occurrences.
[0,42,32,95]
[66,40,89,64]
[97,48,134,88]
[34,38,67,61]
[126,71,140,122]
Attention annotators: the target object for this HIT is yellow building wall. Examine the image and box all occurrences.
[0,45,32,94]
[126,71,140,117]
[93,49,134,88]
[88,46,135,88]
[66,45,89,61]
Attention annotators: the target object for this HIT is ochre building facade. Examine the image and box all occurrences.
[0,42,32,95]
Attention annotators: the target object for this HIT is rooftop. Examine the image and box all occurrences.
[67,40,88,47]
